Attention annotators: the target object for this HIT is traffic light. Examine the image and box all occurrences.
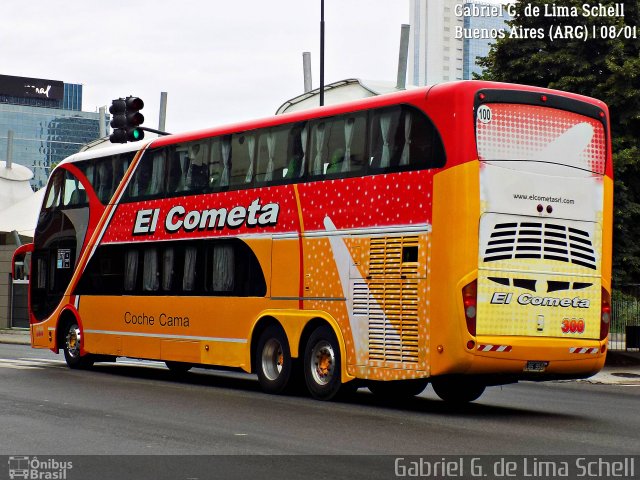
[109,96,145,143]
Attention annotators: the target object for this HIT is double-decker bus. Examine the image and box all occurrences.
[13,81,613,403]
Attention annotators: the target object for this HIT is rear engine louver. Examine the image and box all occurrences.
[483,221,596,270]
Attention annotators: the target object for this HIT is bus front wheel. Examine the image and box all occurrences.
[304,325,342,401]
[431,377,485,404]
[62,322,94,370]
[256,325,292,394]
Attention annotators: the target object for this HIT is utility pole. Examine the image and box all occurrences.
[159,92,168,132]
[303,52,312,93]
[396,24,410,90]
[6,130,14,168]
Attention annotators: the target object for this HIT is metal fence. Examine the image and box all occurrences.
[610,285,640,351]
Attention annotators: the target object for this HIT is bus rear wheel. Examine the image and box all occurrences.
[304,325,342,401]
[368,378,429,399]
[62,322,94,370]
[256,325,292,394]
[431,377,485,404]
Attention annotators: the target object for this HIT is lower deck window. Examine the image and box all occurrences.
[75,238,266,297]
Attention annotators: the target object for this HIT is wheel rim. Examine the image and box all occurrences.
[261,338,284,381]
[66,324,81,359]
[310,340,335,386]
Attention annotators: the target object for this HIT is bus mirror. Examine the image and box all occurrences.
[12,251,31,282]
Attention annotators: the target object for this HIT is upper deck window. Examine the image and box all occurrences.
[122,103,445,202]
[76,152,135,204]
[369,105,446,171]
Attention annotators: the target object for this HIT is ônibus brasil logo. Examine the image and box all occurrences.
[8,456,73,480]
[133,198,280,235]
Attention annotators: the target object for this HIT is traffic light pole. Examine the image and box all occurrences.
[140,126,171,136]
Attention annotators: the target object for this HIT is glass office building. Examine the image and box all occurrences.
[463,3,512,80]
[0,74,107,189]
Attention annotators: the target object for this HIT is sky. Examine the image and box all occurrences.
[1,0,410,134]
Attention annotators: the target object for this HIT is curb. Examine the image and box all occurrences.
[0,329,31,346]
[605,351,640,367]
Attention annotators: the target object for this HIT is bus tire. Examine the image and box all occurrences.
[431,377,485,404]
[256,325,292,394]
[165,361,192,374]
[62,321,94,370]
[304,325,342,401]
[368,378,429,399]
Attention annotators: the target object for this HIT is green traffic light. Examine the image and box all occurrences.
[133,129,140,140]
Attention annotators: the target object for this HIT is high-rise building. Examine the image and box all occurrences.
[0,74,107,189]
[408,0,465,85]
[463,2,512,79]
[409,0,512,85]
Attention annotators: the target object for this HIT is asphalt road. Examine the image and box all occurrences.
[1,343,638,478]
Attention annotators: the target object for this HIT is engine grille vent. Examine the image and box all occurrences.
[483,221,596,270]
[353,281,419,364]
[369,236,419,278]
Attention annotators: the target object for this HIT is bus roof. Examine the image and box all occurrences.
[56,80,608,167]
[57,141,145,167]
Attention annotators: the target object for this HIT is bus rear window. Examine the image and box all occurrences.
[475,103,606,175]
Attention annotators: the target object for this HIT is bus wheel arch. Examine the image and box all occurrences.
[300,318,346,401]
[57,310,94,370]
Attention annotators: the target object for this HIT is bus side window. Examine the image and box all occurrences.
[43,171,63,210]
[369,106,446,171]
[147,150,167,196]
[229,133,256,187]
[182,246,198,291]
[406,107,446,169]
[167,146,190,193]
[162,248,174,291]
[309,122,328,177]
[284,122,308,180]
[124,250,139,292]
[185,142,209,192]
[369,106,402,170]
[255,125,291,184]
[208,243,235,293]
[208,138,223,190]
[142,248,159,292]
[63,170,87,207]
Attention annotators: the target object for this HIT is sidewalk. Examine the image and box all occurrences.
[0,328,638,384]
[0,328,30,345]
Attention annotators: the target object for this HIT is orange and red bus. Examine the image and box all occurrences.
[13,81,613,402]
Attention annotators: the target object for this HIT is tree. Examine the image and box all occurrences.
[478,0,640,284]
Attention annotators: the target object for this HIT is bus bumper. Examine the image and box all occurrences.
[462,336,606,380]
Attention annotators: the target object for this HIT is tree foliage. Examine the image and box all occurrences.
[478,0,640,284]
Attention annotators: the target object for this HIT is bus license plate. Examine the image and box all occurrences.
[524,361,548,373]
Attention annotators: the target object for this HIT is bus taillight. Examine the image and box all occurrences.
[463,280,478,336]
[600,287,611,341]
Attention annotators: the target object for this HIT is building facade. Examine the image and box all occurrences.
[463,2,512,79]
[0,74,107,189]
[408,0,465,85]
[409,0,512,85]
